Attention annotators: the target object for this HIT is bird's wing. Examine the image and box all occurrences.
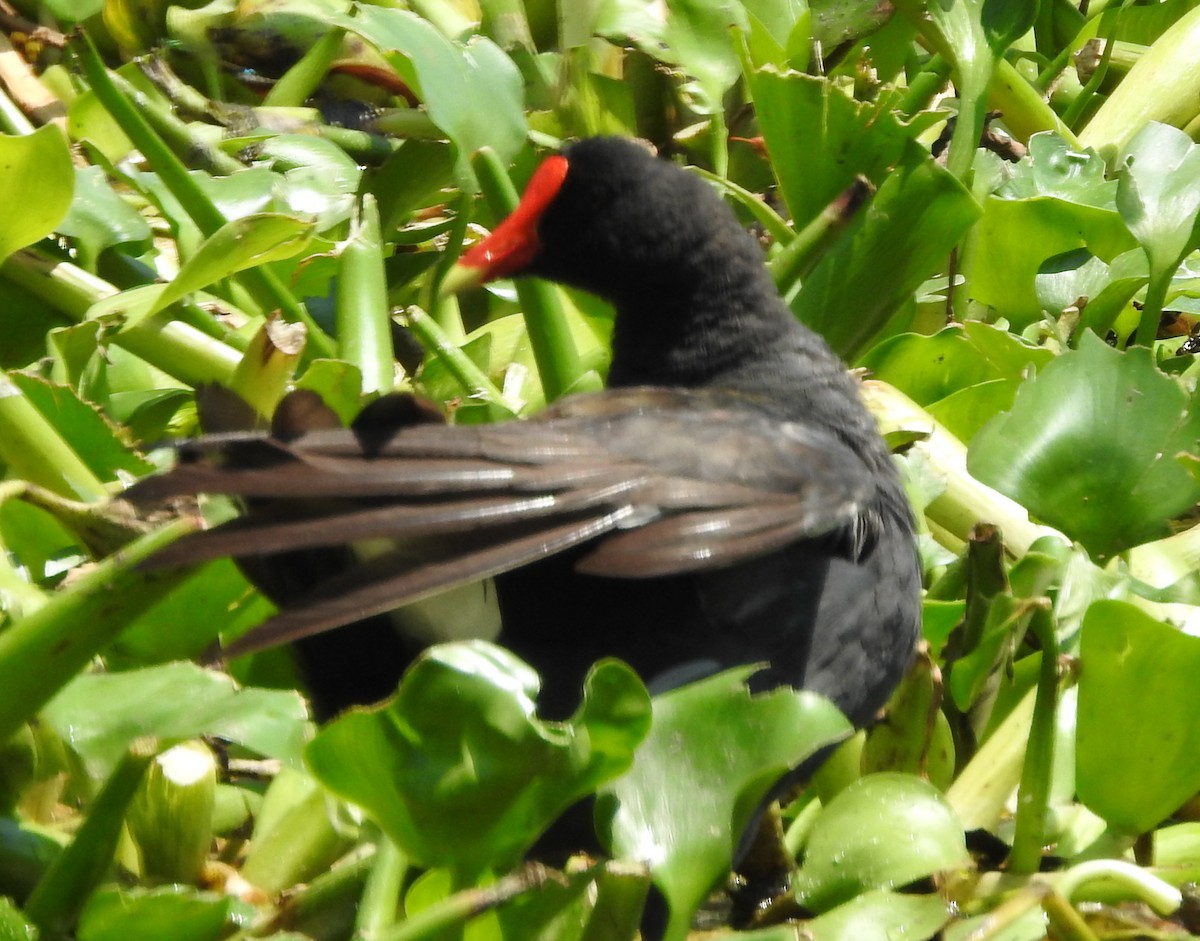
[127,387,878,656]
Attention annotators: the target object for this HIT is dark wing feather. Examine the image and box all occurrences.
[129,386,879,657]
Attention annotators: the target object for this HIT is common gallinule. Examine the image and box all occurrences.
[133,136,921,733]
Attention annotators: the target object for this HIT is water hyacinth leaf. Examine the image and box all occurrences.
[603,668,852,941]
[1077,601,1200,833]
[792,773,969,913]
[802,889,952,941]
[125,213,316,324]
[1116,122,1200,343]
[793,157,979,359]
[860,322,1052,409]
[76,885,231,941]
[7,372,154,483]
[1034,247,1149,337]
[57,167,153,270]
[745,70,918,232]
[334,7,526,190]
[306,641,651,876]
[0,124,74,264]
[971,204,1138,329]
[998,134,1115,207]
[967,332,1200,559]
[41,661,310,779]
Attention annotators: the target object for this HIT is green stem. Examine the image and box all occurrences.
[109,71,244,176]
[769,177,871,297]
[1054,859,1182,915]
[264,26,346,107]
[401,307,515,416]
[2,249,242,387]
[0,374,108,501]
[354,834,408,938]
[376,864,553,941]
[337,194,396,395]
[1135,269,1169,347]
[1040,888,1102,941]
[0,85,35,135]
[0,520,197,743]
[74,32,334,358]
[23,740,159,939]
[1008,604,1059,874]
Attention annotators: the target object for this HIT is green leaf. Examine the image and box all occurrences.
[792,773,970,913]
[1077,601,1200,833]
[1117,122,1200,272]
[77,885,231,941]
[793,157,979,359]
[661,0,748,115]
[745,70,917,231]
[41,661,310,779]
[970,135,1139,328]
[57,167,152,271]
[8,372,153,482]
[0,125,74,265]
[968,333,1200,558]
[306,641,651,876]
[336,7,527,190]
[860,323,1053,440]
[603,668,852,941]
[125,213,315,324]
[803,889,952,941]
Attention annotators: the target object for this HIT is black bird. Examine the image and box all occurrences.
[132,136,921,732]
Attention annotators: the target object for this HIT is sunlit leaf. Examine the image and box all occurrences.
[792,773,970,913]
[1077,601,1200,833]
[306,641,650,876]
[77,885,231,941]
[967,333,1200,558]
[0,125,74,264]
[42,662,310,778]
[603,668,851,941]
[335,7,526,190]
[123,213,315,324]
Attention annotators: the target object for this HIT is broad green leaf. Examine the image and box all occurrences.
[1077,601,1200,832]
[968,333,1200,558]
[1034,247,1149,337]
[306,641,651,876]
[793,157,979,359]
[970,136,1139,327]
[336,7,527,190]
[1118,122,1200,264]
[803,889,952,941]
[809,0,893,49]
[603,668,851,941]
[57,167,152,271]
[256,135,361,231]
[997,133,1115,207]
[42,661,310,779]
[0,125,74,264]
[77,885,231,941]
[860,322,1053,441]
[123,214,315,323]
[792,773,970,913]
[9,372,153,482]
[745,70,917,230]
